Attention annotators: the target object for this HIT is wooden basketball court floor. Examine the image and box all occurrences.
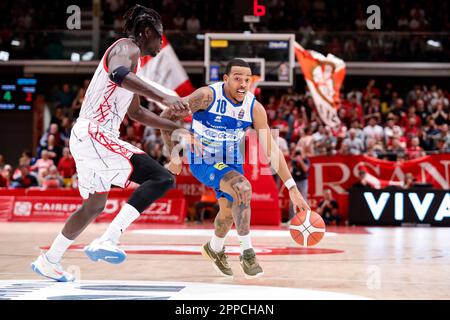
[0,221,449,300]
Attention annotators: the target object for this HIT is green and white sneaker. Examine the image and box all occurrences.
[240,248,264,279]
[201,242,233,278]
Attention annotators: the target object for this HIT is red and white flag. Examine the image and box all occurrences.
[294,42,346,129]
[138,35,195,98]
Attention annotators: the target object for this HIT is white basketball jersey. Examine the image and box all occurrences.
[79,38,140,135]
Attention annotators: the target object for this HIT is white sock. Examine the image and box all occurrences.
[100,203,140,244]
[237,233,253,253]
[45,232,74,264]
[210,234,226,252]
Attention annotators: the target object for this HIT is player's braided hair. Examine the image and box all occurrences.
[123,4,162,37]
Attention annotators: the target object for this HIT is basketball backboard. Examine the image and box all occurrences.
[204,33,295,87]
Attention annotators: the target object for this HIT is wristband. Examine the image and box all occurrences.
[284,178,296,190]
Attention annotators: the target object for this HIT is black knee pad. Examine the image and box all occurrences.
[130,153,171,185]
[128,154,176,213]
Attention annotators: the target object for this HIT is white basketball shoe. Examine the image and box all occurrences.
[31,254,75,282]
[84,238,127,264]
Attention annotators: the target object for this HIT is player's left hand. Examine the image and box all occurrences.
[289,187,311,214]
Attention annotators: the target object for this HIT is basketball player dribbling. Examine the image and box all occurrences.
[161,59,311,278]
[31,5,195,282]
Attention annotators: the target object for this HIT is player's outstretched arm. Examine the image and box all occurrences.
[127,94,182,131]
[160,86,213,154]
[107,39,188,113]
[159,86,213,175]
[252,101,311,213]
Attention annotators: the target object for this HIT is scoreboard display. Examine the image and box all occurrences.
[0,78,37,111]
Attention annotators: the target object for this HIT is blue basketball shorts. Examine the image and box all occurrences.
[189,162,243,202]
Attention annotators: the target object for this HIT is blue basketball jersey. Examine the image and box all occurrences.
[189,82,256,164]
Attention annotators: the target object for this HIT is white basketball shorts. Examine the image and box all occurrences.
[69,118,145,199]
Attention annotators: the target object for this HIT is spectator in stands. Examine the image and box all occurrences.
[50,106,64,127]
[266,95,278,123]
[10,164,38,188]
[407,137,426,160]
[46,134,62,164]
[403,116,421,145]
[142,126,160,154]
[430,89,449,109]
[437,124,450,151]
[272,112,289,135]
[0,154,5,168]
[401,106,422,128]
[317,189,341,225]
[121,126,140,147]
[365,138,382,158]
[364,97,382,122]
[387,136,407,160]
[0,164,14,187]
[431,101,449,126]
[384,116,403,142]
[436,137,450,154]
[288,148,310,220]
[149,142,168,166]
[363,116,384,145]
[319,127,337,155]
[39,123,63,150]
[402,173,416,189]
[42,165,64,189]
[341,128,365,155]
[194,188,219,224]
[38,167,49,187]
[186,13,201,33]
[53,83,74,109]
[352,170,374,188]
[60,117,72,147]
[346,94,364,124]
[415,99,429,124]
[31,150,54,179]
[58,147,76,187]
[362,79,380,104]
[72,87,86,119]
[297,126,315,157]
[390,98,406,118]
[349,119,365,142]
[289,107,308,142]
[423,118,440,150]
[0,164,13,187]
[172,12,185,30]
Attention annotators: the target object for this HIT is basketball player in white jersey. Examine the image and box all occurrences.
[161,59,310,278]
[31,5,195,281]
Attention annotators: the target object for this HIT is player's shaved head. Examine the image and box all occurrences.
[225,59,251,75]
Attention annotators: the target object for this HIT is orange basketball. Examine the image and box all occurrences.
[289,210,326,246]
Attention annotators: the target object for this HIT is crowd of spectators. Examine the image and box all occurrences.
[1,1,449,61]
[266,80,450,166]
[1,78,448,193]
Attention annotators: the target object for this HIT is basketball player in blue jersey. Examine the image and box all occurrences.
[161,59,311,279]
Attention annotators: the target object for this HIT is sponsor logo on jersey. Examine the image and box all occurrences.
[213,162,228,171]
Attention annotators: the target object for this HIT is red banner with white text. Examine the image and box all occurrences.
[308,154,450,197]
[0,189,186,224]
